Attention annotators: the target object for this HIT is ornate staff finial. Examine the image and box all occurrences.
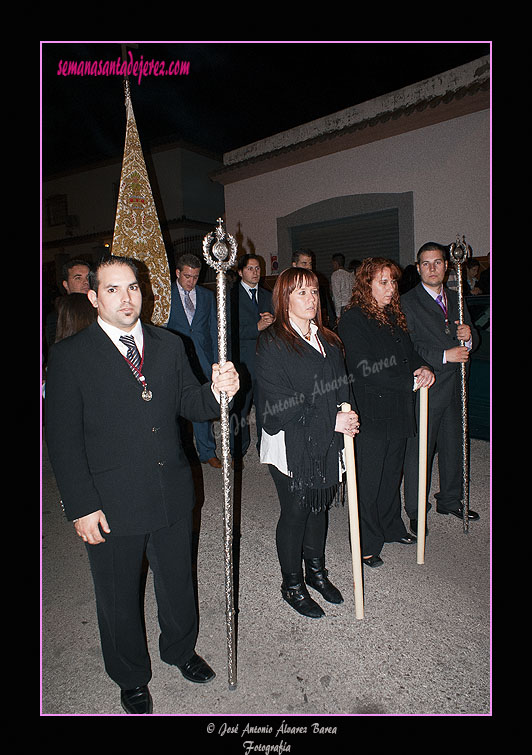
[203,217,238,272]
[448,234,471,265]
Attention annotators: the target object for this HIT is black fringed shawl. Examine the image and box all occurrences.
[255,327,351,511]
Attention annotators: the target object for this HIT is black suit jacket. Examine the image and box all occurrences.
[229,281,273,385]
[401,283,479,404]
[45,321,221,536]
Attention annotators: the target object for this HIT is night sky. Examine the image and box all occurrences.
[41,41,490,176]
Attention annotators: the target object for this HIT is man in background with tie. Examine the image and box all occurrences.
[229,254,274,459]
[401,242,480,533]
[167,254,221,468]
[45,255,239,714]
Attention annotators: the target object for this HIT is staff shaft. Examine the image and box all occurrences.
[416,387,428,564]
[215,269,237,689]
[341,403,364,619]
[454,261,470,534]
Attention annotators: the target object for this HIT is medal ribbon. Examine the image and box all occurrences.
[121,342,150,396]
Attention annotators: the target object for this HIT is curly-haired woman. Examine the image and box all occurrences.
[337,258,434,568]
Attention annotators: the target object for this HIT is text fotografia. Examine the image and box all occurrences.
[209,720,338,752]
[56,51,190,85]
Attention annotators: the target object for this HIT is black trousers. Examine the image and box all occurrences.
[403,376,463,517]
[85,513,197,690]
[269,464,328,575]
[355,431,409,557]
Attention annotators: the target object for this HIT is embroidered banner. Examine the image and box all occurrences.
[112,80,171,325]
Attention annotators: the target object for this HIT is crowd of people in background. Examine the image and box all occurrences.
[42,242,488,713]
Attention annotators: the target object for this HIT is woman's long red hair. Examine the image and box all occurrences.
[346,257,408,330]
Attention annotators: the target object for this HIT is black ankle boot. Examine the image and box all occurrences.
[281,572,325,618]
[304,557,344,604]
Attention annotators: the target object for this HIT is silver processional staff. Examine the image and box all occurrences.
[203,218,238,689]
[448,235,471,534]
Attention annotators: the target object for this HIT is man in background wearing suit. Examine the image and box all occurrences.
[401,242,480,533]
[167,254,221,468]
[229,254,274,459]
[45,255,239,714]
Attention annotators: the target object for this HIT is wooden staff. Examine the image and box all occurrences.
[416,386,429,565]
[341,403,364,619]
[203,219,238,689]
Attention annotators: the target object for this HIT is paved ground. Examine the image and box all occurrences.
[41,417,491,730]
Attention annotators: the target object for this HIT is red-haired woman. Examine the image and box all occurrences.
[337,258,434,569]
[255,267,359,619]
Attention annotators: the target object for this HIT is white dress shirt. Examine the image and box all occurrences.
[177,283,197,308]
[97,315,224,404]
[97,316,144,358]
[240,280,258,301]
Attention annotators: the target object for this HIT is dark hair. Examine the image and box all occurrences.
[55,293,97,342]
[61,258,91,282]
[237,253,261,271]
[89,255,138,293]
[347,257,408,331]
[332,253,345,267]
[176,253,202,271]
[416,242,447,264]
[291,249,313,265]
[270,267,342,353]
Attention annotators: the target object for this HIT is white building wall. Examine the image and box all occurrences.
[223,109,489,271]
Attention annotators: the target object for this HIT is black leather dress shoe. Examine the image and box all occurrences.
[178,653,216,683]
[409,519,429,535]
[400,535,417,544]
[362,555,384,568]
[439,507,480,521]
[120,685,153,714]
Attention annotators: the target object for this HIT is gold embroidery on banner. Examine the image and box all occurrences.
[112,82,171,326]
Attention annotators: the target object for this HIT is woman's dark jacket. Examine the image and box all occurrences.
[337,305,429,440]
[255,326,350,511]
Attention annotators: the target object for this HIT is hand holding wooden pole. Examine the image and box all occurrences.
[341,403,364,619]
[416,386,429,565]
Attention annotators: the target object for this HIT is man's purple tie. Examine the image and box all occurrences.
[436,293,447,316]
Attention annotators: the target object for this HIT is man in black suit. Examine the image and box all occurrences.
[401,242,480,532]
[229,254,274,459]
[45,255,239,714]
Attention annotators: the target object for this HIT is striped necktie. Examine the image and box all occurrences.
[184,290,195,324]
[119,334,141,369]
